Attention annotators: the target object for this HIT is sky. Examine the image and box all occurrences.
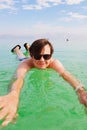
[0,0,87,50]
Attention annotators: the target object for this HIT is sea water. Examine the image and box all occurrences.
[0,46,87,130]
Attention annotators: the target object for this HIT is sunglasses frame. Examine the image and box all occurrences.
[33,54,52,60]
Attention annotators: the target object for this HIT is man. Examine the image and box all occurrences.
[0,38,87,126]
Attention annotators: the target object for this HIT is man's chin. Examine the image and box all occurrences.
[37,66,46,69]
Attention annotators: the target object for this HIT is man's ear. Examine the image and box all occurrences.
[30,52,33,57]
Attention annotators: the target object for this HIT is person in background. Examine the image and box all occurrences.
[11,43,30,61]
[23,43,30,57]
[0,38,87,127]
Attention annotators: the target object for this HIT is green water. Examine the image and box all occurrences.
[0,47,87,130]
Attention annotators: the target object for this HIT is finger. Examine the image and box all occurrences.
[0,100,4,107]
[0,104,4,110]
[11,113,18,124]
[2,119,12,127]
[84,101,87,107]
[1,114,14,127]
[0,108,8,120]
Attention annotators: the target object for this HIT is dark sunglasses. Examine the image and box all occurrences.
[34,54,52,60]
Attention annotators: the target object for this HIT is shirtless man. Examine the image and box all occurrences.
[0,38,87,126]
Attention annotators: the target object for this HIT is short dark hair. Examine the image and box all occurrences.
[29,39,54,57]
[24,43,28,48]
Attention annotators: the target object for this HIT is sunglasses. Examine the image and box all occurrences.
[34,54,51,60]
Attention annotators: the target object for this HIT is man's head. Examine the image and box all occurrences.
[29,39,54,57]
[29,39,54,69]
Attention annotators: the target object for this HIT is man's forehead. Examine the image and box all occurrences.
[41,45,51,54]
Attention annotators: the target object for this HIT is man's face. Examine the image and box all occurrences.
[32,44,52,69]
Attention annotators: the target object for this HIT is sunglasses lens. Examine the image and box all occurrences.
[34,55,41,60]
[34,54,51,60]
[43,55,51,60]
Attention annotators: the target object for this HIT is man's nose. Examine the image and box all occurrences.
[40,56,44,61]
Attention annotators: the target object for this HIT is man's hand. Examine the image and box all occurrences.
[77,90,87,107]
[0,91,19,127]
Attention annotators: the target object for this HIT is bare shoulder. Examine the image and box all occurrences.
[18,58,33,70]
[49,58,65,74]
[16,58,34,78]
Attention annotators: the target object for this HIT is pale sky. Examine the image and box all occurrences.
[0,0,87,50]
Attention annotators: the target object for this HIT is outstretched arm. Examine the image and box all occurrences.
[0,77,24,127]
[50,59,87,107]
[0,60,30,127]
[61,70,87,106]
